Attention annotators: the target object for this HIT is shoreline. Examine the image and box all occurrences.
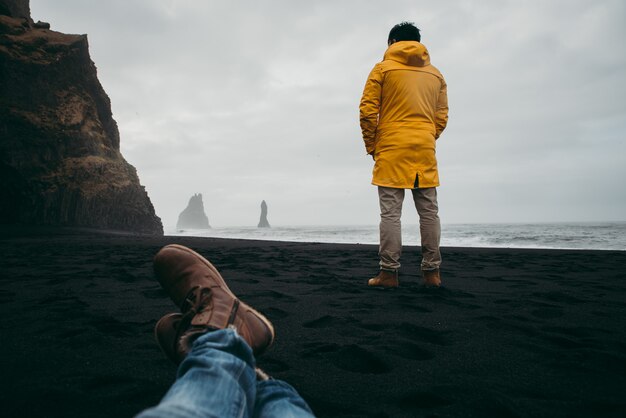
[1,228,625,417]
[3,225,625,252]
[165,222,626,252]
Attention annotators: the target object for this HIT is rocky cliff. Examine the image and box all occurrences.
[177,193,210,230]
[0,0,163,234]
[258,200,270,228]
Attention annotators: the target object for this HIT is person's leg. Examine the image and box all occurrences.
[137,244,277,417]
[378,186,405,271]
[368,186,405,287]
[136,328,257,418]
[411,187,442,284]
[152,244,275,363]
[253,379,315,418]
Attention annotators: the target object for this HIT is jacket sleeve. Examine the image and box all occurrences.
[434,77,448,139]
[359,64,383,155]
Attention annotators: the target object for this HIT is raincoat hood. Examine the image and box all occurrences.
[383,41,430,67]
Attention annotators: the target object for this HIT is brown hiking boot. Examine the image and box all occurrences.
[367,269,399,288]
[154,312,185,364]
[153,244,275,364]
[422,268,442,287]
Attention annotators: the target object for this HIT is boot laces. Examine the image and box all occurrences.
[178,286,213,332]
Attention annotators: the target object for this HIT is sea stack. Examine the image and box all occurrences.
[177,193,210,230]
[0,0,163,234]
[258,200,270,228]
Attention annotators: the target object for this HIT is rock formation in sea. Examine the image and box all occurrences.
[258,200,270,228]
[0,0,163,234]
[177,193,210,230]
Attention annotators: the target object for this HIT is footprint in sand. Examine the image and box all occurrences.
[394,322,451,346]
[333,345,391,374]
[393,341,436,361]
[302,315,341,329]
[300,343,391,374]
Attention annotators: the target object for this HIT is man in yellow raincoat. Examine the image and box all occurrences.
[360,22,448,288]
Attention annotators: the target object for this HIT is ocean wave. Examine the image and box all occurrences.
[167,222,626,251]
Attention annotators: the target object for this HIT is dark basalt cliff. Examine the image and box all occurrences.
[177,193,210,230]
[0,0,163,234]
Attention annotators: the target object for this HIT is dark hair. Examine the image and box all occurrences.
[388,21,421,44]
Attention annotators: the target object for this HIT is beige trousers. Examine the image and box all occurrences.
[378,186,441,271]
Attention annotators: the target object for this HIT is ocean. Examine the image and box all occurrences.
[168,222,626,251]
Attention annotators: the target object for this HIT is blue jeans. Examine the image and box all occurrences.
[136,328,315,418]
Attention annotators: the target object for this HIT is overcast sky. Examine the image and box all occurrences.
[30,0,626,228]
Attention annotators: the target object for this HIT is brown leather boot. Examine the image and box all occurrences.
[367,269,399,288]
[154,312,185,364]
[153,244,275,364]
[422,268,442,287]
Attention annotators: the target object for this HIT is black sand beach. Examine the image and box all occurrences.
[0,227,625,418]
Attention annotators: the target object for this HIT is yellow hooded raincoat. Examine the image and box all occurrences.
[360,41,448,189]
